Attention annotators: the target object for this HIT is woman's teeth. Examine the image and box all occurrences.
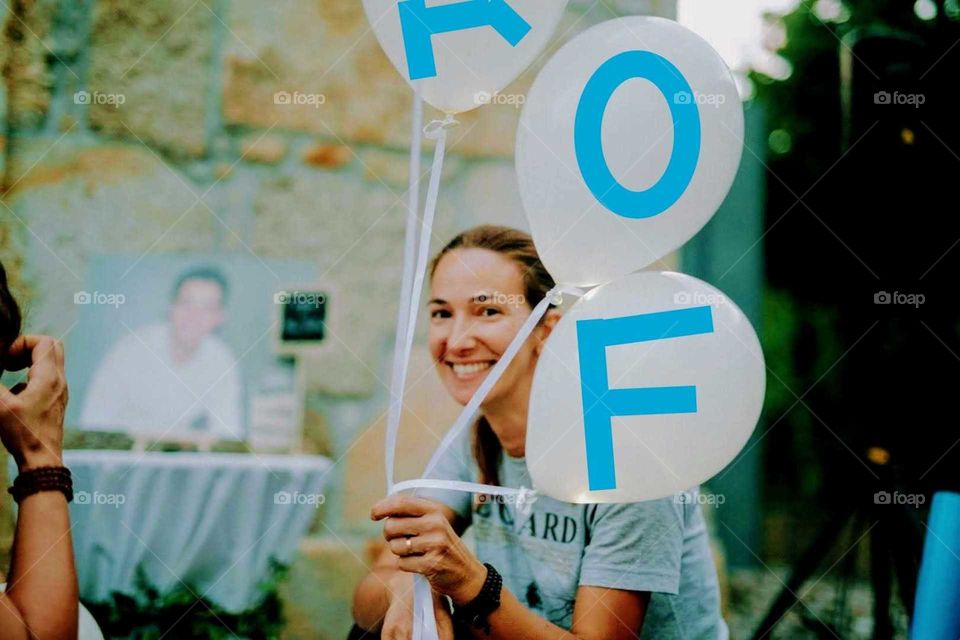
[451,362,492,378]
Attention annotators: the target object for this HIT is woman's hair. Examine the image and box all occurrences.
[429,225,555,486]
[0,261,23,358]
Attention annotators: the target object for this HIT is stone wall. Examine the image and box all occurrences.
[1,0,678,636]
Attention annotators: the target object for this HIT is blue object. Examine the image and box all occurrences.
[574,50,701,219]
[576,305,714,491]
[398,0,532,80]
[912,491,960,639]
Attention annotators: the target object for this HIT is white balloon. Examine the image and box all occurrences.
[362,0,568,114]
[526,271,765,503]
[516,17,744,287]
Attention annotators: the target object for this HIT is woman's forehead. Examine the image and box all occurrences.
[431,248,525,299]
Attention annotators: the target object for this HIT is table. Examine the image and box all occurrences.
[12,450,333,613]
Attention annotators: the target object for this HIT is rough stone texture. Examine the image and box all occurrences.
[250,164,410,394]
[3,137,215,338]
[221,1,631,159]
[239,132,288,164]
[1,0,59,130]
[86,0,215,158]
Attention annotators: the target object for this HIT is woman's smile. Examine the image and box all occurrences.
[447,359,497,380]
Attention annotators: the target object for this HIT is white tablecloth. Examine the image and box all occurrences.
[12,450,333,613]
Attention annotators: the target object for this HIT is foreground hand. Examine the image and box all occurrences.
[373,495,487,607]
[381,572,455,640]
[0,335,67,471]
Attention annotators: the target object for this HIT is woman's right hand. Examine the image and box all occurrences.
[381,572,455,640]
[0,335,67,472]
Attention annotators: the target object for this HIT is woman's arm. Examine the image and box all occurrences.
[476,583,648,640]
[0,335,78,640]
[372,495,649,640]
[353,499,464,638]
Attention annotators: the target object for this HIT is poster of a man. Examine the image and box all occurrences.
[79,266,242,439]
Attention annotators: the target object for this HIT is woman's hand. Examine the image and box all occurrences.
[381,571,455,640]
[0,335,67,472]
[373,495,487,607]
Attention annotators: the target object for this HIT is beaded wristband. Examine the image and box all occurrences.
[8,466,73,503]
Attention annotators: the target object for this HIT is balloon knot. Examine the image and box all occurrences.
[424,115,460,140]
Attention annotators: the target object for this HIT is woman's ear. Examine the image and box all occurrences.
[534,309,562,356]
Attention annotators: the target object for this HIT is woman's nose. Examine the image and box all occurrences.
[448,316,478,351]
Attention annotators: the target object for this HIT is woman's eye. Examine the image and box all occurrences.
[481,307,501,317]
[430,309,451,319]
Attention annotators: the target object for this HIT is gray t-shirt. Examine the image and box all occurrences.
[421,428,728,639]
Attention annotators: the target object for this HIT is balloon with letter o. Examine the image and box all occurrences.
[516,17,744,286]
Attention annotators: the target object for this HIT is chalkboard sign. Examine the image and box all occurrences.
[276,290,327,343]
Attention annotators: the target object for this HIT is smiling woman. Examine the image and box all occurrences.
[350,226,729,640]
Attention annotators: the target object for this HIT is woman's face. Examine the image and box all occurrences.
[428,248,553,408]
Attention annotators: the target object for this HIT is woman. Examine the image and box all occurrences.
[352,226,727,639]
[0,261,78,639]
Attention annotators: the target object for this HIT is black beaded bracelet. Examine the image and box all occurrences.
[8,466,73,503]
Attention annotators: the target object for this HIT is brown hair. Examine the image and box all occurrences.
[0,261,23,368]
[428,225,555,486]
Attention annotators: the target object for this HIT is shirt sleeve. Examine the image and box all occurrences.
[579,497,685,595]
[414,424,476,520]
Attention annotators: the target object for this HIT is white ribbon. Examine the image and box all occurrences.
[382,91,586,640]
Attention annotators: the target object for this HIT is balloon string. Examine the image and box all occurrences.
[386,88,424,493]
[405,283,584,640]
[420,284,584,481]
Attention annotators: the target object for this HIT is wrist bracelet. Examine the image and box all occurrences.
[8,466,73,503]
[453,563,502,634]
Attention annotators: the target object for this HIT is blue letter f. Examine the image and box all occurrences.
[576,306,714,491]
[398,0,532,80]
